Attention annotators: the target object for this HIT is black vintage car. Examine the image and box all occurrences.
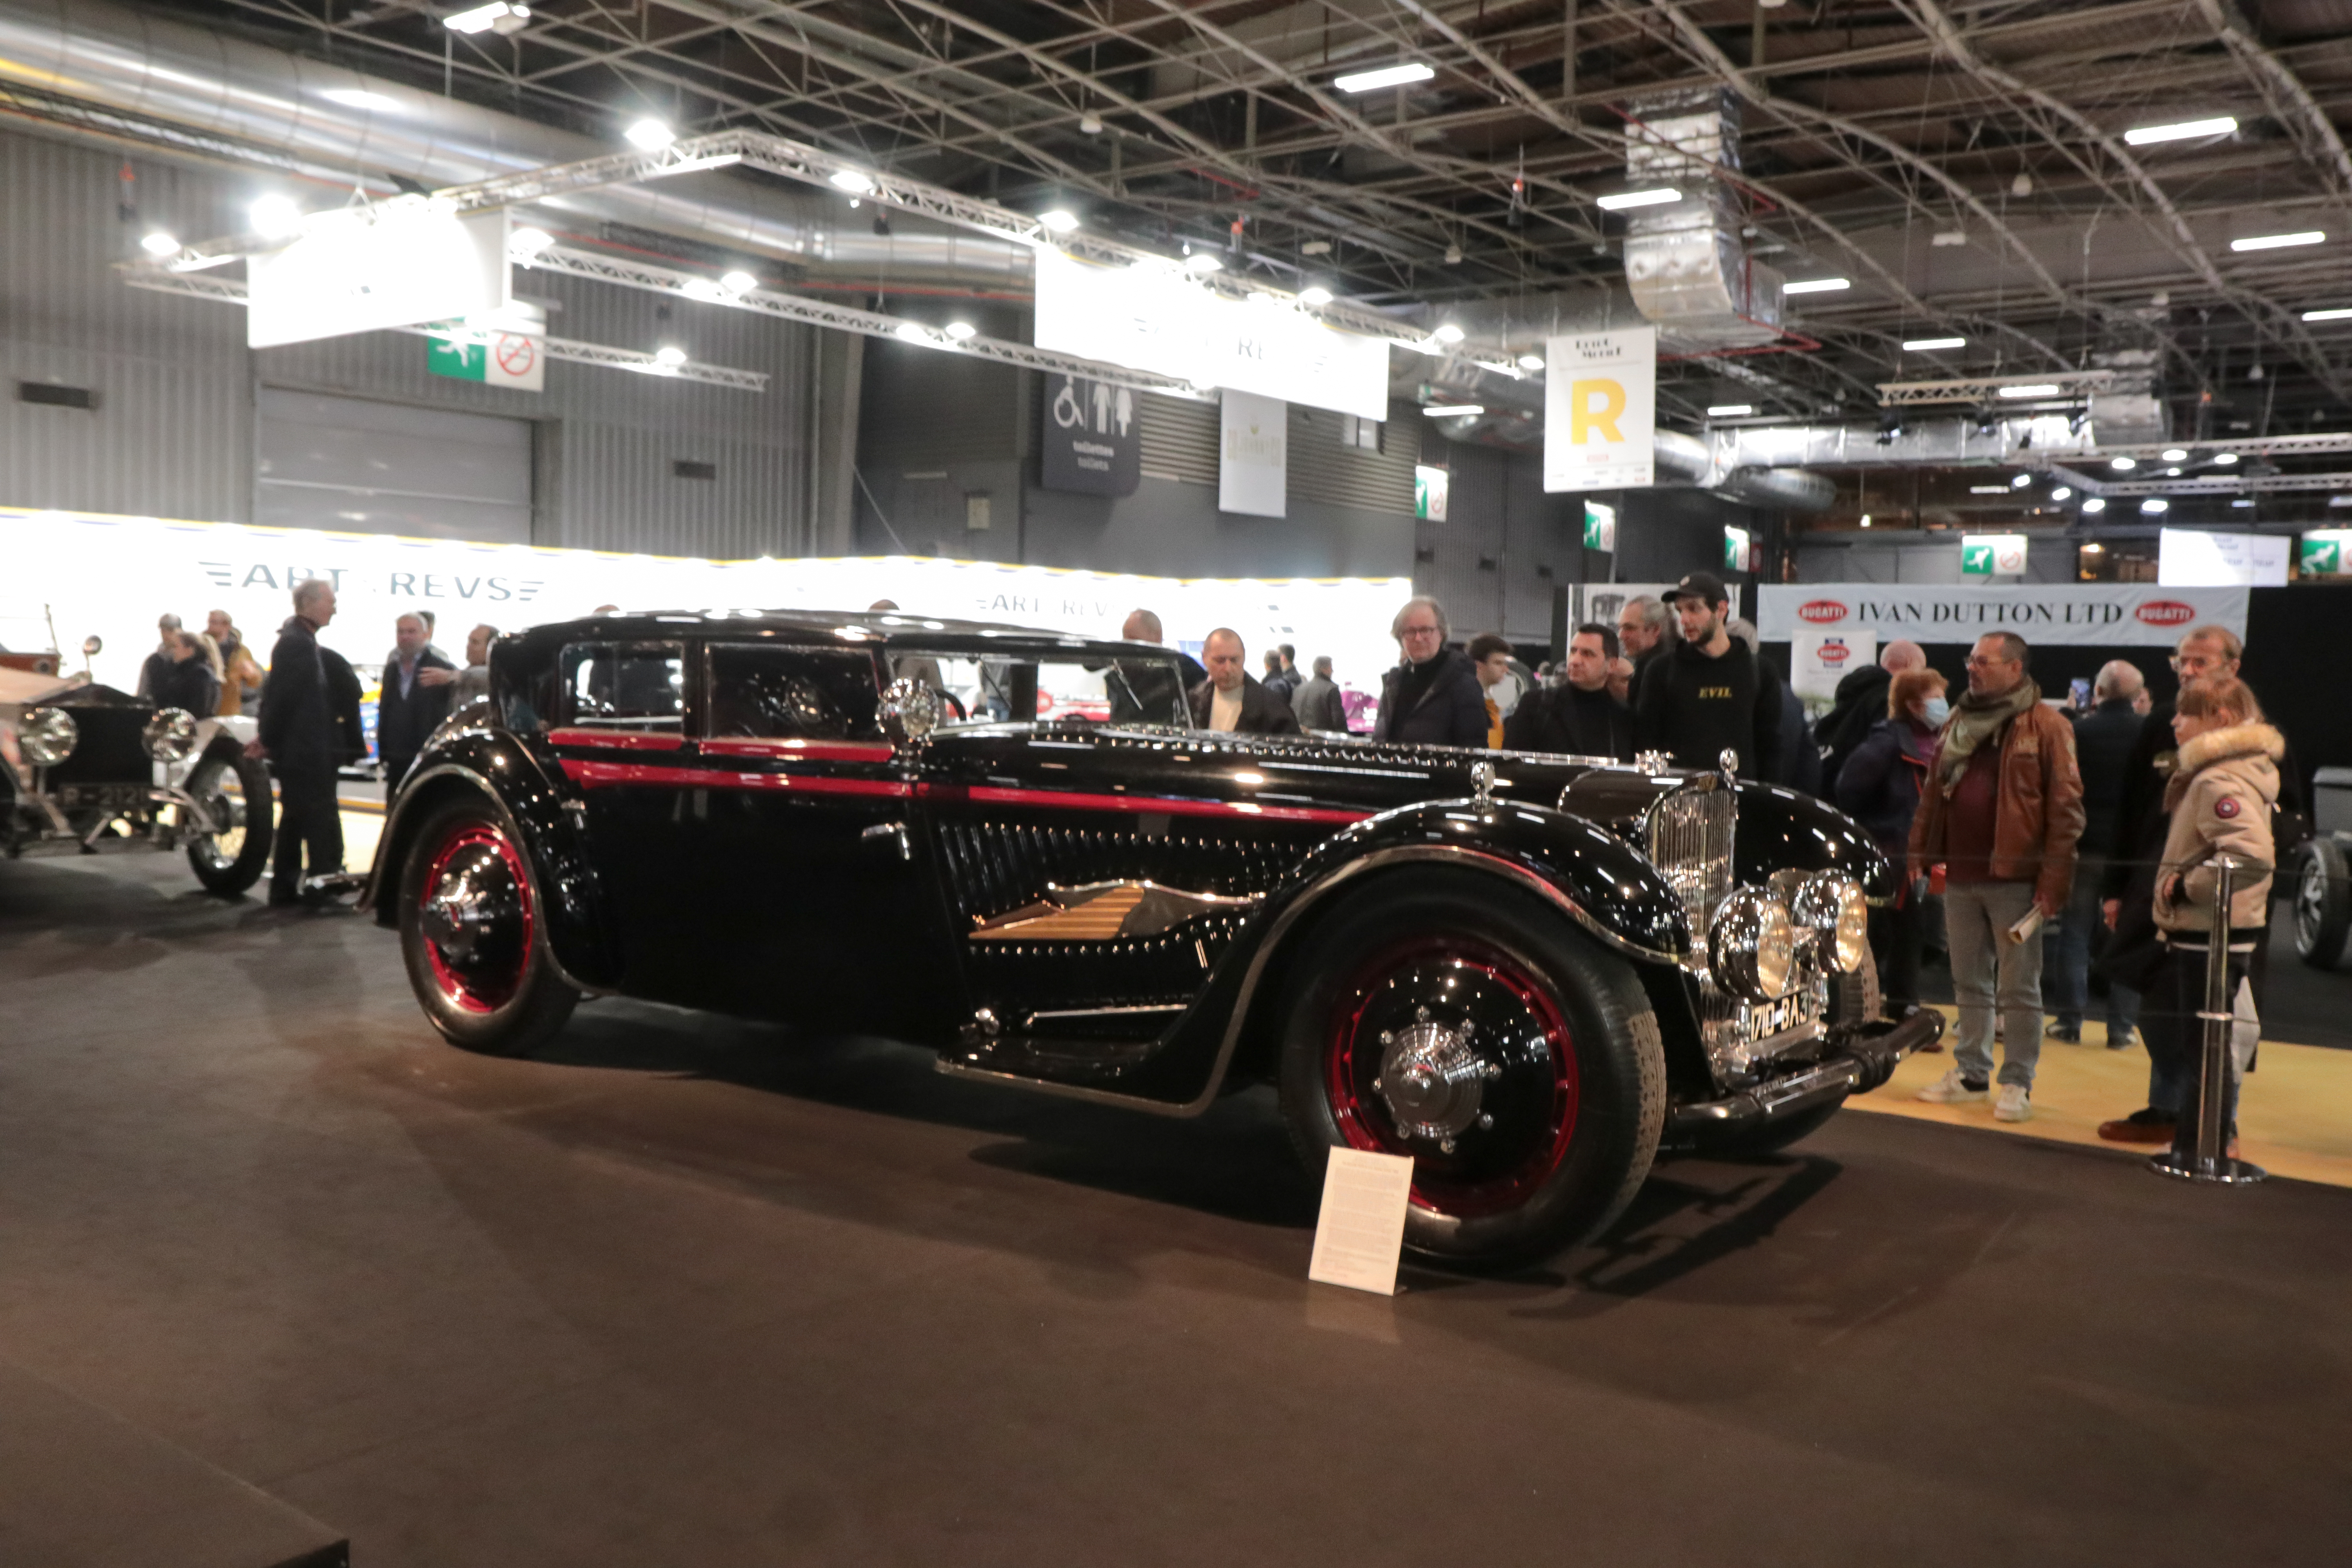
[363,610,1942,1267]
[1,668,273,893]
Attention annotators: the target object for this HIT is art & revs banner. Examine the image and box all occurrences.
[1757,583,2249,648]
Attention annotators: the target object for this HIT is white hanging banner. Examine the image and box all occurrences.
[249,202,510,350]
[1791,629,1877,701]
[2158,528,2290,587]
[1759,583,2249,647]
[1544,325,1656,492]
[1219,390,1288,518]
[1032,246,1390,421]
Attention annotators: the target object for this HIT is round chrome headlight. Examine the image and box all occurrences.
[143,707,200,762]
[1709,887,1797,1002]
[1792,871,1871,974]
[18,706,77,767]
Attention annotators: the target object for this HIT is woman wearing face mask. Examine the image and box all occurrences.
[1835,666,1951,1023]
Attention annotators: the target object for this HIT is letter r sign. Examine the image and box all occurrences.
[1570,379,1626,444]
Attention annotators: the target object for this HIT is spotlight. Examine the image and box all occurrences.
[2140,498,2169,514]
[625,118,675,151]
[2110,456,2138,471]
[1298,285,1334,306]
[139,231,178,258]
[1038,209,1079,234]
[2214,452,2239,465]
[510,226,554,256]
[894,323,931,343]
[1079,114,1103,135]
[249,195,302,239]
[443,1,529,34]
[944,321,976,341]
[1517,353,1545,371]
[829,169,876,194]
[2011,473,2031,488]
[2082,497,2107,514]
[720,269,757,294]
[1185,252,1223,274]
[2052,485,2073,501]
[2162,448,2189,461]
[1431,323,1465,345]
[653,345,687,367]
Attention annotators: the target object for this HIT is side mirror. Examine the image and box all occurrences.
[879,677,939,745]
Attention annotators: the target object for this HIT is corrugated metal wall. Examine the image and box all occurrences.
[1138,392,1217,485]
[0,125,818,557]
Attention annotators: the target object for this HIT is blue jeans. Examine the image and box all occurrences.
[2044,855,2142,1040]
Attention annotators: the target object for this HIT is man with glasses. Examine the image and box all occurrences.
[1372,596,1487,747]
[1910,632,2085,1123]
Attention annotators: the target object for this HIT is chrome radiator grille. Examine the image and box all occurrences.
[1645,781,1735,944]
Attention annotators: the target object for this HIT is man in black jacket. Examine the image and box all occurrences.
[1818,640,1926,793]
[1633,572,1782,775]
[1373,596,1488,748]
[246,579,343,906]
[1188,628,1301,734]
[376,612,455,799]
[1505,624,1632,760]
[2049,659,2147,1046]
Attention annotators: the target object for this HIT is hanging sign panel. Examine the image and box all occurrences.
[1219,390,1287,518]
[1758,584,2249,647]
[1039,374,1141,496]
[1791,630,1877,701]
[1583,500,1616,553]
[2158,528,2289,587]
[1544,326,1656,492]
[1961,533,2027,577]
[249,203,509,350]
[1032,247,1389,421]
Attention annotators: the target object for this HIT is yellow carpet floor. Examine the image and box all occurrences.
[1852,1006,2352,1189]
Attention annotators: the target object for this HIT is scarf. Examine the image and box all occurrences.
[1935,678,2040,793]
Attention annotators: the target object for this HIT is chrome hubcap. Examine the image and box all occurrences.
[1372,1005,1501,1151]
[423,869,514,962]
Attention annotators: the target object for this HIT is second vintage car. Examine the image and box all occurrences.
[361,610,1941,1268]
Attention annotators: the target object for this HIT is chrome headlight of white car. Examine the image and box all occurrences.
[18,706,78,767]
[1791,871,1871,973]
[1709,886,1797,1001]
[143,707,200,762]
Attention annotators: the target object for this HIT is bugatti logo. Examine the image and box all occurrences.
[2137,600,2196,626]
[1799,600,1848,623]
[1818,638,1852,664]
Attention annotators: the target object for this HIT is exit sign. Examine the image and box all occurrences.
[427,328,545,392]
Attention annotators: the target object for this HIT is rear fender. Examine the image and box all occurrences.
[361,728,618,992]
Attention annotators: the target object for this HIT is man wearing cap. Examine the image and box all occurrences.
[1632,572,1782,777]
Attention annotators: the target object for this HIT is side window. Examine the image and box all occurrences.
[561,643,685,731]
[706,645,882,740]
[916,654,1188,728]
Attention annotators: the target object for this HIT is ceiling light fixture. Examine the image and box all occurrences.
[893,323,931,343]
[1432,323,1465,345]
[2011,473,2032,488]
[2161,448,2189,461]
[2082,497,2107,514]
[2124,114,2238,146]
[2214,452,2239,465]
[443,1,529,34]
[1904,336,1966,351]
[1334,62,1435,93]
[1423,405,1484,417]
[248,195,302,239]
[829,169,876,194]
[1859,514,1873,528]
[1517,353,1545,371]
[1596,188,1682,211]
[1783,277,1851,294]
[1079,114,1103,135]
[719,269,757,293]
[1038,209,1079,234]
[138,230,179,257]
[2052,485,2073,501]
[2304,307,2352,321]
[624,118,674,151]
[944,321,976,341]
[1707,403,1754,417]
[1931,230,1966,248]
[1969,485,2011,495]
[2232,230,2325,251]
[2111,456,2138,470]
[1297,285,1334,306]
[1184,251,1223,274]
[2140,498,2170,514]
[1998,383,2061,398]
[652,345,687,368]
[509,226,553,255]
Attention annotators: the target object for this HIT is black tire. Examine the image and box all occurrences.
[2295,838,2351,970]
[1688,1098,1846,1160]
[397,794,578,1056]
[1275,868,1666,1270]
[184,744,274,895]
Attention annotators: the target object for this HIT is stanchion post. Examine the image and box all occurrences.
[2150,854,2267,1185]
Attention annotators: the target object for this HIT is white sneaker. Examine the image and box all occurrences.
[1994,1084,2033,1122]
[1917,1069,1989,1104]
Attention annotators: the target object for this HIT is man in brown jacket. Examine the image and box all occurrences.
[1909,632,2086,1123]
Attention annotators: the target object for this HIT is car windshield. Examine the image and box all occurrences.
[903,652,1191,729]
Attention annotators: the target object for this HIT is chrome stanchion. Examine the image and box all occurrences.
[2150,854,2267,1185]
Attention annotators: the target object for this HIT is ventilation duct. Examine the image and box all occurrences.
[1651,429,1834,512]
[1621,90,1784,354]
[0,0,1029,290]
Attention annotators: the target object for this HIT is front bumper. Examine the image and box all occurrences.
[1665,1008,1946,1136]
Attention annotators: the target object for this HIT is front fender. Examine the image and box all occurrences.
[360,726,618,992]
[1287,798,1693,965]
[1732,780,1893,900]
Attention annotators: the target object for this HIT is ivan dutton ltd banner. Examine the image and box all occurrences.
[1757,583,2249,648]
[0,508,1409,720]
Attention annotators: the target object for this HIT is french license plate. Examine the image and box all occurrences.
[1741,994,1810,1040]
[58,783,147,812]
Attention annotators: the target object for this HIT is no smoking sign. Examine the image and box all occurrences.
[426,327,546,392]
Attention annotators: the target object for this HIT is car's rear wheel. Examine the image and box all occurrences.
[2294,839,2350,970]
[398,796,577,1055]
[1276,869,1665,1270]
[184,745,274,895]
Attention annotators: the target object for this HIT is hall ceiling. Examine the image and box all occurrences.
[146,0,2352,432]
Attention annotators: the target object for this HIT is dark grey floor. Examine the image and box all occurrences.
[6,851,2352,1566]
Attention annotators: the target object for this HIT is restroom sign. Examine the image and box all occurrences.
[1544,325,1655,492]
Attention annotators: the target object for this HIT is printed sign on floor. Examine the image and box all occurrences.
[1543,325,1656,492]
[1307,1147,1415,1296]
[1039,373,1140,496]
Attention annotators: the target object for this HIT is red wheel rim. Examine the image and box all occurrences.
[1324,936,1579,1218]
[417,823,535,1014]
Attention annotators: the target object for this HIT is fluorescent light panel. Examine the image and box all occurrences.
[443,2,526,34]
[1904,336,1966,351]
[2231,231,2324,252]
[1597,188,1682,211]
[1997,383,2062,397]
[2304,307,2352,321]
[1707,404,1753,417]
[1334,62,1435,93]
[1783,278,1850,294]
[1423,405,1483,417]
[2124,115,2237,146]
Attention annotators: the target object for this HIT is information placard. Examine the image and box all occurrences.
[1307,1148,1414,1296]
[1544,325,1656,492]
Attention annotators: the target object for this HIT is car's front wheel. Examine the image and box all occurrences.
[184,744,274,895]
[2295,838,2350,970]
[398,796,578,1055]
[1276,869,1666,1270]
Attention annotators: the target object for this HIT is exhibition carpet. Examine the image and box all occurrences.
[1851,1009,2352,1189]
[6,852,2352,1566]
